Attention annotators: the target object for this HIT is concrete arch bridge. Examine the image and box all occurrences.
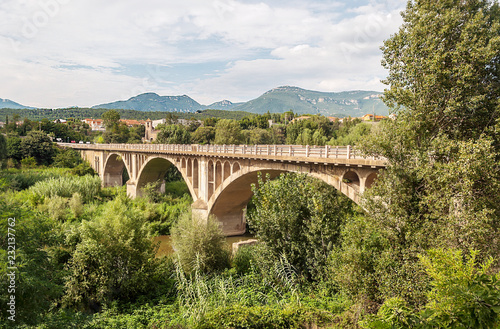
[60,143,386,236]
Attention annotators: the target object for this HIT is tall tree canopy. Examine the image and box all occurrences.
[381,0,500,143]
[345,0,500,307]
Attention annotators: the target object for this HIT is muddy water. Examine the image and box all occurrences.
[154,233,255,257]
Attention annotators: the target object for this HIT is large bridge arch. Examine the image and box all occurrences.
[102,153,132,187]
[207,161,365,235]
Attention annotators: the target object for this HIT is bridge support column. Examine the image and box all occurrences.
[127,181,139,198]
[212,210,246,236]
[191,199,209,222]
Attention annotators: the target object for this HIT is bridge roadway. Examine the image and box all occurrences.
[60,143,386,236]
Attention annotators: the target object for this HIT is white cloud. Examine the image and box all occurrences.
[0,0,406,108]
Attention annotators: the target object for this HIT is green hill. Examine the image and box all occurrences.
[92,93,203,112]
[233,86,388,117]
[0,98,34,109]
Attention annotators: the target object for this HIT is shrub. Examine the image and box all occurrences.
[232,245,257,275]
[63,196,162,311]
[362,249,500,328]
[21,156,37,168]
[46,195,70,221]
[171,213,230,274]
[419,249,500,328]
[69,192,84,219]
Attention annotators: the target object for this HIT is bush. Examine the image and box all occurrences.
[63,196,163,311]
[232,245,257,275]
[196,304,333,329]
[171,213,230,274]
[362,249,500,329]
[419,248,500,328]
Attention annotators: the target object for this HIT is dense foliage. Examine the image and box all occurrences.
[248,173,355,281]
[1,1,499,327]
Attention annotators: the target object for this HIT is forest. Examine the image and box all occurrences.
[1,0,500,328]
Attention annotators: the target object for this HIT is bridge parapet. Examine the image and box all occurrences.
[58,143,386,167]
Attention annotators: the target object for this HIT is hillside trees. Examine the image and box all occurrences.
[347,0,500,307]
[214,119,244,145]
[156,124,192,144]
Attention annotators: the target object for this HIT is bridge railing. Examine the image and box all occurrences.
[57,143,384,161]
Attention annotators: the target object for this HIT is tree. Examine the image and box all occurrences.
[191,126,215,144]
[156,124,192,144]
[214,119,244,145]
[63,196,161,311]
[52,148,83,168]
[248,173,355,281]
[242,128,272,145]
[101,109,120,131]
[0,134,6,163]
[352,0,500,308]
[381,0,500,143]
[6,133,22,161]
[20,131,56,166]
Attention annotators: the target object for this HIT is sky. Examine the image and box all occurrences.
[0,0,406,108]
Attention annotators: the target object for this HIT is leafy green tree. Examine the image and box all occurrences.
[6,133,22,162]
[214,119,244,145]
[248,173,355,281]
[242,128,272,145]
[328,122,371,146]
[63,196,161,311]
[381,0,500,142]
[127,124,145,143]
[352,0,500,308]
[156,124,192,144]
[101,109,121,130]
[20,130,56,166]
[52,148,83,168]
[191,126,215,144]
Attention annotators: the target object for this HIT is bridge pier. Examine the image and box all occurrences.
[126,181,139,198]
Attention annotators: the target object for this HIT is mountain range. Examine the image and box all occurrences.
[2,86,389,117]
[0,98,34,110]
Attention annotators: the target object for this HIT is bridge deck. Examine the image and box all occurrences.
[58,143,387,168]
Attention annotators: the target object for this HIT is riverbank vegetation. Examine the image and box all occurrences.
[1,0,500,327]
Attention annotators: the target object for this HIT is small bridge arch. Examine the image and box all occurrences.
[102,153,132,187]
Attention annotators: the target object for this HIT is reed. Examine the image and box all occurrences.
[29,175,101,203]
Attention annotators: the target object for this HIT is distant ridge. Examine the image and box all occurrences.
[0,98,34,109]
[232,86,387,117]
[3,86,389,117]
[92,92,202,112]
[206,100,244,110]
